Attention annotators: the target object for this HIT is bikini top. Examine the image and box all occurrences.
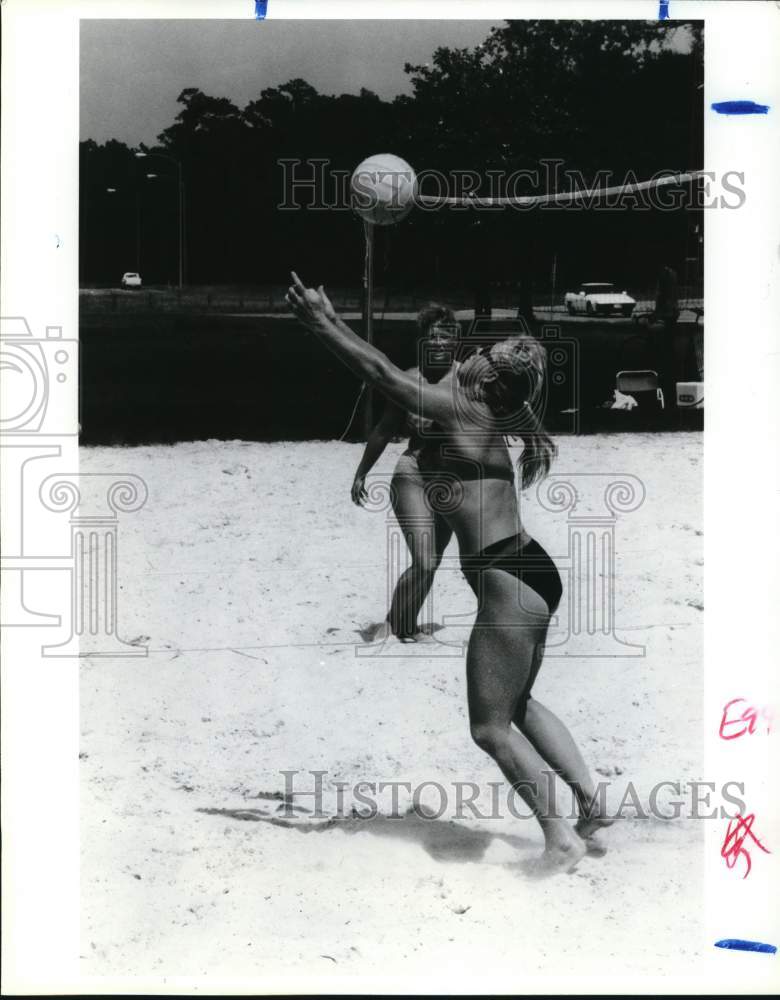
[405,410,436,438]
[418,438,516,485]
[405,412,436,456]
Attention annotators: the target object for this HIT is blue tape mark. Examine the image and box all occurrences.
[712,100,769,115]
[715,939,777,954]
[254,0,267,19]
[659,0,670,19]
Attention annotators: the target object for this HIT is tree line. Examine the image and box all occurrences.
[80,19,704,297]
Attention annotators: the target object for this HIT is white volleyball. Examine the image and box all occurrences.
[350,153,417,226]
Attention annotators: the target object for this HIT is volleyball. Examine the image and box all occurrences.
[350,153,417,226]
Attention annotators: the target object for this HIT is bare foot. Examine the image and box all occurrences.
[575,809,616,857]
[523,836,587,878]
[396,630,436,644]
[575,812,615,840]
[582,835,608,858]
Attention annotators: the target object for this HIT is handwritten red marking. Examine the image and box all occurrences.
[721,813,771,878]
[719,698,773,740]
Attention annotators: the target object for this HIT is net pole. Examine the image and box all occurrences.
[361,219,375,439]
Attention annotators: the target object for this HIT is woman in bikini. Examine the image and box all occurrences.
[287,272,611,872]
[351,304,460,642]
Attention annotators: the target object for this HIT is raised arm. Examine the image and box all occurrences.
[286,272,455,426]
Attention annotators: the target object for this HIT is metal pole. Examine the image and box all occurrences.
[135,151,184,287]
[181,176,187,287]
[362,219,375,439]
[177,161,183,290]
[550,253,557,318]
[135,189,141,272]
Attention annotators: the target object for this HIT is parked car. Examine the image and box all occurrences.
[564,282,635,317]
[121,272,142,288]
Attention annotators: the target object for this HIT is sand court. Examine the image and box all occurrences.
[80,433,702,983]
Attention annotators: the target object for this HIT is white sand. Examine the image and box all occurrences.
[80,433,703,989]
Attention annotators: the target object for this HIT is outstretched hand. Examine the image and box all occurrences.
[286,271,337,328]
[351,473,368,507]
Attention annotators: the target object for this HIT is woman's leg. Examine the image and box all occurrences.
[415,511,452,636]
[466,569,586,871]
[387,461,451,638]
[513,650,613,840]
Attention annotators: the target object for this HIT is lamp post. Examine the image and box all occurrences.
[106,183,150,274]
[135,150,184,289]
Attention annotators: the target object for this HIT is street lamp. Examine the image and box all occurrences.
[135,150,184,289]
[105,186,141,273]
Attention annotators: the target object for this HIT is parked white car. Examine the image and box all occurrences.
[565,282,635,317]
[121,272,142,288]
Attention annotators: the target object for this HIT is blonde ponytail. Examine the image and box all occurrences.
[479,335,557,490]
[513,401,557,491]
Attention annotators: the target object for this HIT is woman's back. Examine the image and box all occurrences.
[417,414,526,556]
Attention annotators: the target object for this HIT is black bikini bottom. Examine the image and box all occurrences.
[462,535,562,725]
[461,535,563,615]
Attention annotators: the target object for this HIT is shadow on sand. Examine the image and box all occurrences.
[197,803,536,865]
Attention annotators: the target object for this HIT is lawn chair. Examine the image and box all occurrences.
[615,370,665,410]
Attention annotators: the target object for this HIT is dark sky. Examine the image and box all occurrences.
[81,19,503,147]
